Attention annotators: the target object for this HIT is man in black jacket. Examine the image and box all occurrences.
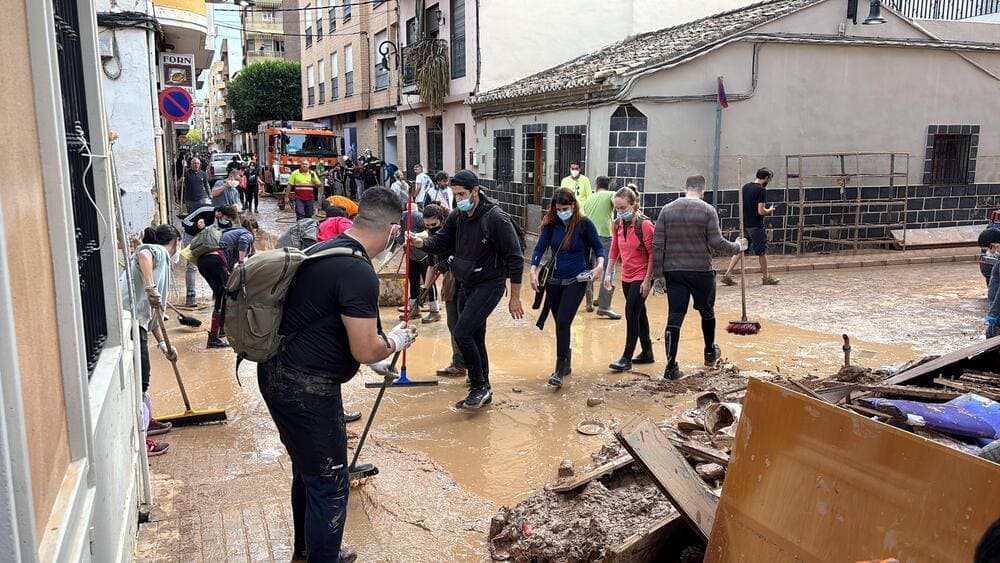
[411,170,524,408]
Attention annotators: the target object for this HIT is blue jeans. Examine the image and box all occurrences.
[295,198,316,220]
[455,282,506,388]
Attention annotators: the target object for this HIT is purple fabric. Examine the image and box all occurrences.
[859,395,999,440]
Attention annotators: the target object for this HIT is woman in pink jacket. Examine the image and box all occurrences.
[604,185,656,372]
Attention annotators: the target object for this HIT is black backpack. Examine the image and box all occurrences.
[480,205,527,253]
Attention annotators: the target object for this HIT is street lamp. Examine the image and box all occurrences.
[862,0,887,25]
[378,40,399,72]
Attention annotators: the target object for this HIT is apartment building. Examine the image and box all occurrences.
[299,0,400,167]
[205,47,237,152]
[244,0,288,64]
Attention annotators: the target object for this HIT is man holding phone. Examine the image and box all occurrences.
[721,167,781,286]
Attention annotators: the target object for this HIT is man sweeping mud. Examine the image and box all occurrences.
[410,170,525,408]
[257,188,417,562]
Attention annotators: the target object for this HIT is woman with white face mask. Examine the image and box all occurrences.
[605,185,656,372]
[120,223,182,457]
[530,187,606,388]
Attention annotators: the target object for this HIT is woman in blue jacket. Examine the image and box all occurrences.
[530,187,606,387]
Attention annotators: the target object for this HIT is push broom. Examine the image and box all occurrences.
[727,157,762,336]
[153,306,228,426]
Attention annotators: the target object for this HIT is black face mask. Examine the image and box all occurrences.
[218,219,232,228]
[427,226,441,235]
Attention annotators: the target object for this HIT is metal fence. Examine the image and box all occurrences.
[886,0,1000,19]
[55,0,108,375]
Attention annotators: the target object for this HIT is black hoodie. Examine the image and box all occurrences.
[422,199,524,289]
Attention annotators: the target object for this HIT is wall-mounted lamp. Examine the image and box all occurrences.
[378,40,399,72]
[847,0,886,25]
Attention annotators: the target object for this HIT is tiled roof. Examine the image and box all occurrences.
[468,0,822,106]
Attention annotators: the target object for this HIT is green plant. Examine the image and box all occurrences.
[186,128,204,144]
[415,39,450,111]
[227,60,302,132]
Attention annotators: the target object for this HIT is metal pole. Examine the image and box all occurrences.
[711,102,722,207]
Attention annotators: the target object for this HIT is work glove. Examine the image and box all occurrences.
[988,313,999,339]
[145,285,163,310]
[384,323,418,353]
[735,237,749,252]
[368,360,398,379]
[157,341,178,362]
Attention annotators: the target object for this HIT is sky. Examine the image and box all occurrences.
[197,3,243,102]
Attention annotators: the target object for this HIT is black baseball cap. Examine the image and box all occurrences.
[979,227,1000,247]
[450,169,478,188]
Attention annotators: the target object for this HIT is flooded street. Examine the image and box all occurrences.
[136,198,990,562]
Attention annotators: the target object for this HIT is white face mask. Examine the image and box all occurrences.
[171,242,181,264]
[373,225,399,266]
[570,170,580,178]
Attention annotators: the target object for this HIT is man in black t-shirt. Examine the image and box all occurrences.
[257,187,416,563]
[721,167,780,286]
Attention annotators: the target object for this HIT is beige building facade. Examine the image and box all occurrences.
[299,0,400,168]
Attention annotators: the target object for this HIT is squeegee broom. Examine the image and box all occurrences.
[153,306,228,426]
[727,157,761,336]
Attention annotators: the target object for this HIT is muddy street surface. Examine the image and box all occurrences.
[136,197,990,562]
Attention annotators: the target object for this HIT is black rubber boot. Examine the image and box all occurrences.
[207,333,230,349]
[609,357,632,372]
[548,357,567,387]
[565,349,573,376]
[631,348,655,364]
[664,364,684,380]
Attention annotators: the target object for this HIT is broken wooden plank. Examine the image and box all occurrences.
[616,416,719,541]
[934,378,1000,401]
[606,514,684,563]
[545,453,633,493]
[668,437,731,467]
[814,382,856,404]
[786,379,830,403]
[843,404,893,420]
[706,379,1000,562]
[857,384,960,401]
[883,335,1000,386]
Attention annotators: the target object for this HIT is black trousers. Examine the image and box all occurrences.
[246,187,260,212]
[664,271,717,368]
[543,281,587,359]
[408,259,437,302]
[454,282,506,388]
[445,298,465,368]
[621,280,651,359]
[139,326,150,393]
[197,253,229,334]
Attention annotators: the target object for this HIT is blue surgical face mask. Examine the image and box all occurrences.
[619,211,634,222]
[456,198,473,212]
[557,210,573,222]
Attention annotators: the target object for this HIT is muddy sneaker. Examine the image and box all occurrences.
[704,344,722,366]
[146,438,169,457]
[609,358,632,372]
[421,311,441,324]
[547,372,564,387]
[436,365,466,377]
[147,419,172,436]
[461,387,492,409]
[206,334,230,349]
[399,309,422,321]
[663,365,684,380]
[762,276,781,286]
[631,350,655,364]
[596,309,622,320]
[184,295,197,308]
[339,547,358,563]
[343,411,362,423]
[720,275,736,286]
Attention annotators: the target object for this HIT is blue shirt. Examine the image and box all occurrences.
[211,179,240,208]
[531,217,606,280]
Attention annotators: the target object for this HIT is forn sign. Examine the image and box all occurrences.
[160,53,195,94]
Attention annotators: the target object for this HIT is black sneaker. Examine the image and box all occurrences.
[664,365,684,380]
[548,372,564,387]
[704,344,722,366]
[339,547,358,563]
[206,334,230,349]
[343,411,362,423]
[631,350,655,364]
[609,358,632,372]
[461,387,492,409]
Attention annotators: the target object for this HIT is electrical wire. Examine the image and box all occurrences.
[239,0,393,13]
[73,122,110,252]
[215,21,371,38]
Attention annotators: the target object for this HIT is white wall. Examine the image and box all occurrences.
[97,24,158,240]
[477,0,759,92]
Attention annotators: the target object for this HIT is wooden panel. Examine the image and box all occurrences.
[883,336,1000,386]
[616,416,719,541]
[706,379,1000,562]
[606,515,683,563]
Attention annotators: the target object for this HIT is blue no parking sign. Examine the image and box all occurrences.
[158,86,194,123]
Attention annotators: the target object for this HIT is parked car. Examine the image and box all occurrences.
[209,153,242,182]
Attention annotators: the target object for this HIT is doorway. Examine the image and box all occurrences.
[380,119,398,173]
[455,123,466,170]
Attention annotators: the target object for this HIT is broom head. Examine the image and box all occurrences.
[726,320,761,336]
[155,408,227,426]
[178,316,202,328]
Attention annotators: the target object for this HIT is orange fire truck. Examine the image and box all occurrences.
[256,120,340,205]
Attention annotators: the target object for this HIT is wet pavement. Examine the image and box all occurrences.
[135,196,991,562]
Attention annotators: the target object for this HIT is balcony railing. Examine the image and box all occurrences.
[401,39,449,96]
[885,0,1000,19]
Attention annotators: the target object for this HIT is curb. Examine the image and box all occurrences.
[723,253,978,275]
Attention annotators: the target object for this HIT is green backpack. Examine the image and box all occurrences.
[223,245,368,379]
[189,225,223,258]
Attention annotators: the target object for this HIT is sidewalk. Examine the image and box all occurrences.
[713,246,981,275]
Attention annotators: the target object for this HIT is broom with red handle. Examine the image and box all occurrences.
[727,157,762,336]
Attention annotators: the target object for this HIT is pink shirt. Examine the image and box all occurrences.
[609,218,654,282]
[317,217,353,242]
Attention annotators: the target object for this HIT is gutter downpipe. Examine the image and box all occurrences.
[146,0,168,227]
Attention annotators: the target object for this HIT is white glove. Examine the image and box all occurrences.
[368,360,397,378]
[384,322,418,353]
[157,341,178,362]
[736,237,749,252]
